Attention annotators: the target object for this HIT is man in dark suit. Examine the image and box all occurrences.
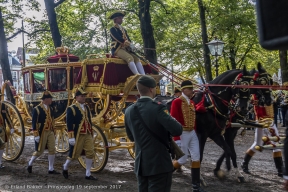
[62,87,97,180]
[109,11,145,75]
[125,75,182,192]
[27,90,59,174]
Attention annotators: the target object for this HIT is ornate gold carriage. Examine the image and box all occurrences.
[2,48,162,172]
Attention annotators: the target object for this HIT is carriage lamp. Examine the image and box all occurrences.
[207,38,225,77]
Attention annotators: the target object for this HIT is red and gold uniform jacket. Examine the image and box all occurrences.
[170,95,196,141]
[253,94,274,120]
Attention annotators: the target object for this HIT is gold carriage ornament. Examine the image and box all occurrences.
[56,46,69,55]
[6,45,163,173]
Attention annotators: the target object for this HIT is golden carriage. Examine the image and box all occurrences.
[2,47,162,172]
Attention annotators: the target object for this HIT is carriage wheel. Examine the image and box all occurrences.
[78,124,109,172]
[2,101,25,161]
[126,138,135,159]
[55,128,69,153]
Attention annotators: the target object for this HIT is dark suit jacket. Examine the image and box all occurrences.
[32,103,55,136]
[110,24,131,56]
[66,102,93,138]
[125,98,182,176]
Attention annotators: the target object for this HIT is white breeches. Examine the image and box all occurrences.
[249,123,281,153]
[177,130,200,165]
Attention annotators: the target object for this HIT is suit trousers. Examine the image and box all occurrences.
[33,130,55,156]
[249,124,281,153]
[68,133,94,159]
[115,48,140,63]
[137,171,172,192]
[178,130,200,165]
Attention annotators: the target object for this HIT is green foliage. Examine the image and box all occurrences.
[4,0,281,79]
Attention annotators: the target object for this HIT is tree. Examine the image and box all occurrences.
[279,50,288,84]
[198,0,212,82]
[138,0,157,70]
[0,0,40,101]
[0,7,13,85]
[44,0,66,48]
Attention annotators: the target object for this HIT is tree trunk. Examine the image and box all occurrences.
[44,0,62,48]
[138,0,157,74]
[197,0,212,82]
[229,48,237,69]
[0,8,15,103]
[279,50,288,84]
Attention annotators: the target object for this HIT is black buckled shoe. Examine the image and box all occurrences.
[27,166,32,173]
[48,170,60,174]
[62,170,68,179]
[85,175,98,180]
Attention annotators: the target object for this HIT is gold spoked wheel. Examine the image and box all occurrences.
[55,128,69,153]
[78,124,109,172]
[127,138,135,159]
[2,101,25,161]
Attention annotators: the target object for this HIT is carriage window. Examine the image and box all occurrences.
[33,71,45,93]
[24,72,30,93]
[48,68,67,91]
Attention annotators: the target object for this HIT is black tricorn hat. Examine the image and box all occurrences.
[40,90,55,100]
[181,80,193,89]
[74,87,88,98]
[174,87,181,93]
[108,11,126,20]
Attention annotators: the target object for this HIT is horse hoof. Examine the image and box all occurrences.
[237,176,245,183]
[214,169,225,179]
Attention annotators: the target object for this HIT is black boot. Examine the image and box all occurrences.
[241,153,252,174]
[191,168,206,192]
[274,156,283,177]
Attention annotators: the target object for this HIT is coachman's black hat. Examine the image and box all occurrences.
[137,75,156,88]
[40,90,54,100]
[174,87,181,93]
[74,87,88,98]
[181,80,193,89]
[108,11,126,20]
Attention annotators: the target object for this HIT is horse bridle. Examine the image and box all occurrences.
[207,72,254,119]
[252,72,273,105]
[230,73,254,117]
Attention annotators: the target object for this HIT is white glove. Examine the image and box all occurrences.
[130,43,136,52]
[10,128,14,134]
[34,136,40,143]
[69,138,75,146]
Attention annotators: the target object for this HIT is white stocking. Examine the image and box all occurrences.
[128,62,139,75]
[135,62,145,75]
[86,158,93,177]
[48,154,55,171]
[28,156,37,166]
[63,159,72,170]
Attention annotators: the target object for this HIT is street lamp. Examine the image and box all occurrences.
[207,38,225,77]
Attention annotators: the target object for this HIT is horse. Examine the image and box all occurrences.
[193,66,253,178]
[213,63,274,182]
[154,66,252,180]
